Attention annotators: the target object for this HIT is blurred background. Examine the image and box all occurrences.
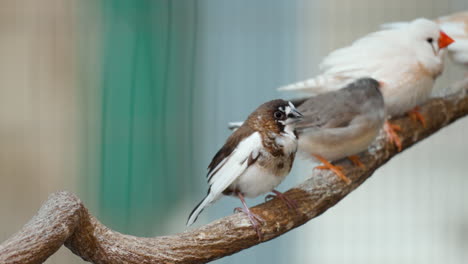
[0,0,467,263]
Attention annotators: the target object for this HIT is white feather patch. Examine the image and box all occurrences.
[208,132,262,197]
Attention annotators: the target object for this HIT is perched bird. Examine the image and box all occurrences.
[279,18,455,151]
[187,99,303,239]
[294,78,385,183]
[382,12,468,70]
[228,78,385,185]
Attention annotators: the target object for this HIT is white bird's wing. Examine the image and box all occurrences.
[208,132,261,191]
[438,19,468,66]
[186,132,262,226]
[278,29,405,95]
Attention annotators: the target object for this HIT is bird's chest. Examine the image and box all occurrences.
[227,134,297,198]
[262,130,298,156]
[230,151,295,198]
[381,70,434,116]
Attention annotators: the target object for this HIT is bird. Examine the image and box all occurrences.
[187,99,303,239]
[227,78,385,185]
[293,78,385,183]
[278,18,455,151]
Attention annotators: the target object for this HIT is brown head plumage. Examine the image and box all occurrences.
[207,99,302,177]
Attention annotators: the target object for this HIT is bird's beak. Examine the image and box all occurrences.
[285,101,303,124]
[438,31,455,49]
[290,108,303,119]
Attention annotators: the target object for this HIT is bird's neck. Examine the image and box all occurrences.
[416,50,444,78]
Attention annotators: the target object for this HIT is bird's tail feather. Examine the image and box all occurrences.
[186,192,216,226]
[277,76,331,94]
[228,121,243,131]
[380,21,409,30]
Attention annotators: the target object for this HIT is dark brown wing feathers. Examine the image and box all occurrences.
[207,124,255,178]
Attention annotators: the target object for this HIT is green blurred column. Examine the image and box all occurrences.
[78,0,197,235]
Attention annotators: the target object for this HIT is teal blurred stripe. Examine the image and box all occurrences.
[90,0,198,235]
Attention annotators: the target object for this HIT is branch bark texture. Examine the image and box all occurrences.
[1,86,468,264]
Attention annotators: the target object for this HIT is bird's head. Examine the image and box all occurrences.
[247,99,303,135]
[405,18,454,76]
[409,18,455,56]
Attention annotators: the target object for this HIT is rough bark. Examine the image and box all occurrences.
[1,85,468,264]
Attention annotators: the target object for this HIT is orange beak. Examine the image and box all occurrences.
[438,31,455,49]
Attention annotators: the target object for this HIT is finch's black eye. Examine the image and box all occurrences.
[426,37,433,44]
[274,111,284,119]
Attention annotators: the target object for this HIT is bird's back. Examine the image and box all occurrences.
[294,78,386,161]
[295,78,384,131]
[278,28,415,94]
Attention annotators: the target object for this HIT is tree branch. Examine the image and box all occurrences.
[1,84,468,264]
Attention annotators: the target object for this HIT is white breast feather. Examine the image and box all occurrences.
[277,124,298,155]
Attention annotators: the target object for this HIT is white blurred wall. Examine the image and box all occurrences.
[291,1,468,263]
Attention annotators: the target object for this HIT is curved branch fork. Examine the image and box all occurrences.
[1,87,468,264]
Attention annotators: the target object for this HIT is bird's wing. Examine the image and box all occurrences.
[278,30,403,94]
[295,80,383,132]
[187,131,262,226]
[277,74,358,94]
[207,132,262,191]
[207,125,255,180]
[438,18,468,66]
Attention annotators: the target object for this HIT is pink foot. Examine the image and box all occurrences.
[265,190,299,212]
[234,192,265,240]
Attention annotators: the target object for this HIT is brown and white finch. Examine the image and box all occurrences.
[279,18,454,119]
[187,99,303,239]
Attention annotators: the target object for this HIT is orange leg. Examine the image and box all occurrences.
[348,155,365,169]
[408,106,426,128]
[384,121,402,152]
[313,154,351,184]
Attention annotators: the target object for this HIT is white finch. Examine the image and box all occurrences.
[279,18,454,119]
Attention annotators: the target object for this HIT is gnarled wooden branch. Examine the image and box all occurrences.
[1,85,468,264]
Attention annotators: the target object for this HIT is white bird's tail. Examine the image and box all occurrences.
[277,75,337,94]
[380,21,410,30]
[186,192,217,226]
